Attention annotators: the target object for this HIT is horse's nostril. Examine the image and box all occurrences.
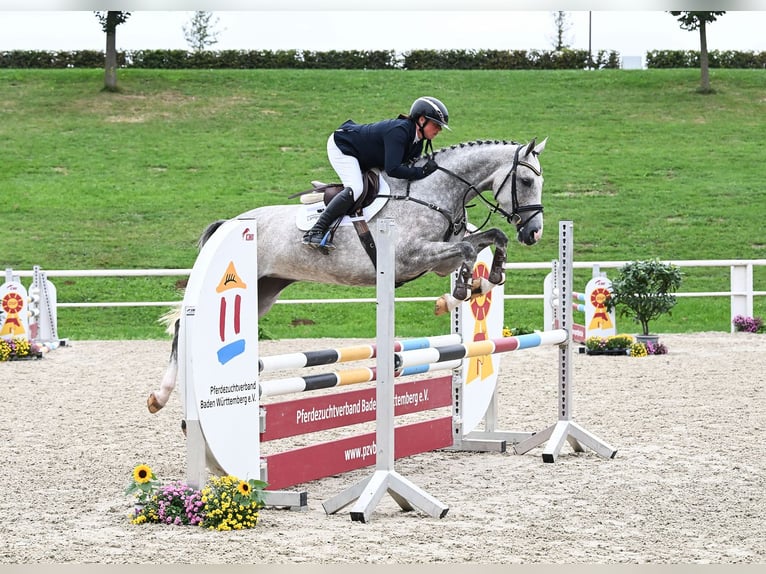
[523,228,540,245]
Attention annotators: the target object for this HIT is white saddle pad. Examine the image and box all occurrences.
[295,175,391,231]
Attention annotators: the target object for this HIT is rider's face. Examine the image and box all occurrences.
[418,117,443,141]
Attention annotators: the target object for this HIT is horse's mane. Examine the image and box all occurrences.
[432,139,521,156]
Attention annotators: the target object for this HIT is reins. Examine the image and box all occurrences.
[376,141,543,241]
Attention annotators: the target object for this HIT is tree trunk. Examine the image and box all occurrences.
[104,11,119,92]
[698,20,711,93]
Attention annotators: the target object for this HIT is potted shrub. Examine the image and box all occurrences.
[606,259,683,343]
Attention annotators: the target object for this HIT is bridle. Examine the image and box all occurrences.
[383,141,543,240]
[488,143,544,229]
[429,142,544,236]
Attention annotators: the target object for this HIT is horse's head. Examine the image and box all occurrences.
[493,138,547,245]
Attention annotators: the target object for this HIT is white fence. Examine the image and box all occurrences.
[9,259,766,333]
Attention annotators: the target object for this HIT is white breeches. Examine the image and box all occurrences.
[327,134,364,201]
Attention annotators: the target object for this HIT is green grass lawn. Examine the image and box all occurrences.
[2,68,765,339]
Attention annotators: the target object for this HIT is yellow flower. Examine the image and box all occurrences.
[132,464,153,484]
[237,481,250,497]
[630,342,648,357]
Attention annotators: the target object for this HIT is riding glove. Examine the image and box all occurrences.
[421,158,439,177]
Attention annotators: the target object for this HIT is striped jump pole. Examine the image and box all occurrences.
[394,329,568,371]
[259,359,462,398]
[258,333,461,374]
[514,220,617,463]
[571,292,586,314]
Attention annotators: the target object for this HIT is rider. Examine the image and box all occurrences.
[302,96,450,251]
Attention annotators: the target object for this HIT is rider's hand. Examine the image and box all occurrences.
[421,158,439,177]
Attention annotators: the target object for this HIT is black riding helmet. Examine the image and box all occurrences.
[409,96,451,131]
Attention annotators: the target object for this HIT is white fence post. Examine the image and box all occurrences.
[730,263,754,332]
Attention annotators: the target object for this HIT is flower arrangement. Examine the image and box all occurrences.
[585,334,667,357]
[645,340,668,355]
[126,465,267,530]
[0,337,43,361]
[629,342,648,357]
[124,464,158,507]
[732,315,764,333]
[200,475,266,531]
[585,334,634,354]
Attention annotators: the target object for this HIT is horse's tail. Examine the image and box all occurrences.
[199,219,227,249]
[158,307,181,335]
[157,219,226,336]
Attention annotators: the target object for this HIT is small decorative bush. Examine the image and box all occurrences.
[732,315,764,333]
[607,259,683,336]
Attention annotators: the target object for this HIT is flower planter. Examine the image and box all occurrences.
[635,334,660,346]
[585,349,629,356]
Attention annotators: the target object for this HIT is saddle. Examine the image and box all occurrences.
[290,170,382,265]
[291,170,381,212]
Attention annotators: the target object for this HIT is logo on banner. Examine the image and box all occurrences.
[215,261,248,365]
[466,262,494,384]
[1,291,25,337]
[588,287,614,331]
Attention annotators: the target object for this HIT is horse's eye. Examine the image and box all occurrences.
[521,177,533,187]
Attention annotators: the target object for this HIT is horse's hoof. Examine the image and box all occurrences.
[434,297,449,316]
[452,285,468,300]
[147,393,164,414]
[488,271,506,286]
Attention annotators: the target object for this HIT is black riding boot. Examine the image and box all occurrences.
[302,187,356,251]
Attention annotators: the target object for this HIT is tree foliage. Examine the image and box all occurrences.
[607,260,683,336]
[551,11,572,51]
[669,11,725,31]
[183,12,222,52]
[94,11,131,31]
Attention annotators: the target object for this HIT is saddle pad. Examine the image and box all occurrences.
[295,176,391,232]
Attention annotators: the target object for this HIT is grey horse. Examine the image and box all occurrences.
[148,137,547,413]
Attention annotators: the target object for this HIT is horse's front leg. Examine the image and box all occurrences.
[463,228,509,292]
[435,257,478,316]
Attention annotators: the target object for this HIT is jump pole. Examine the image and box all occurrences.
[513,220,617,462]
[322,218,449,522]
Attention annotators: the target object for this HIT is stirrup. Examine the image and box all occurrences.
[302,230,335,252]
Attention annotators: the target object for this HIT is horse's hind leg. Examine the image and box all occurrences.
[147,318,180,413]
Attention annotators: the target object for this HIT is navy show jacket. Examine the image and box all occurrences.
[332,118,427,181]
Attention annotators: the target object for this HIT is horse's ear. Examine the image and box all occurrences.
[524,138,537,156]
[533,137,548,156]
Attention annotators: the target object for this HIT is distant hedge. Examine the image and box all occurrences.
[0,48,620,70]
[2,48,763,70]
[646,49,766,68]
